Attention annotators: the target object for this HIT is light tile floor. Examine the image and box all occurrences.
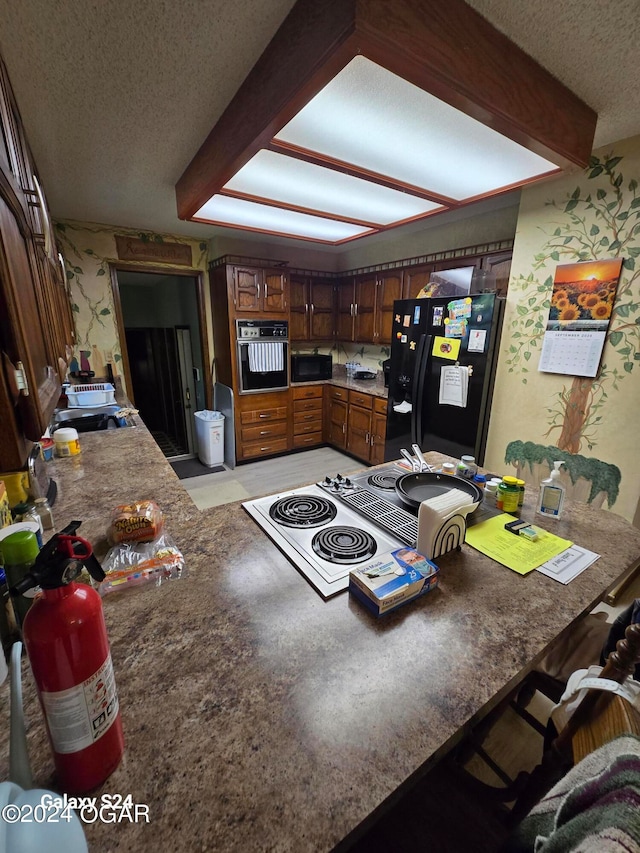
[182,446,363,509]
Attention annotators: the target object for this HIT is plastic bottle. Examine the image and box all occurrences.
[0,530,40,628]
[484,481,499,504]
[497,476,520,514]
[537,461,566,519]
[53,427,81,457]
[457,455,477,479]
[11,523,124,793]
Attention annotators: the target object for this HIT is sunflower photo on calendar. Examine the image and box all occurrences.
[547,258,623,331]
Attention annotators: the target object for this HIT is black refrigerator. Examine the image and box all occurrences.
[384,293,504,465]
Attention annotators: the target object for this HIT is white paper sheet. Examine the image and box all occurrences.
[536,544,600,584]
[467,329,487,353]
[538,330,606,378]
[438,365,469,407]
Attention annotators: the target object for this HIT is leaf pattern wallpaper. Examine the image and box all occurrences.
[485,136,640,523]
[54,220,209,384]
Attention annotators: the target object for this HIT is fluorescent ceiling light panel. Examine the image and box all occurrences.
[224,149,442,224]
[275,56,558,200]
[194,195,371,242]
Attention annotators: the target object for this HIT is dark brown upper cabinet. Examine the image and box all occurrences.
[0,56,72,471]
[290,274,335,341]
[231,265,289,315]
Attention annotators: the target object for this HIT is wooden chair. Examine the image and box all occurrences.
[507,619,640,824]
[448,620,640,828]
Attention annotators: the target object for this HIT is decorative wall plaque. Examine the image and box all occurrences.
[115,235,192,266]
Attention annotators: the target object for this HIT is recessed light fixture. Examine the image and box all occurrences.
[178,0,597,245]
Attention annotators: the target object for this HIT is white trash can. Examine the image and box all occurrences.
[194,410,225,467]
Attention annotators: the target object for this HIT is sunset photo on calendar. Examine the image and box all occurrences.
[546,258,623,331]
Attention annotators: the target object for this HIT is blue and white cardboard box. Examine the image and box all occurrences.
[348,548,439,617]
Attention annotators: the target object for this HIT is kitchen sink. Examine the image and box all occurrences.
[52,404,135,432]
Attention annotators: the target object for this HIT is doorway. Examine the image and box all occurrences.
[110,266,211,459]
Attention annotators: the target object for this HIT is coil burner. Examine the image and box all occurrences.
[367,471,400,491]
[311,526,377,564]
[269,494,337,528]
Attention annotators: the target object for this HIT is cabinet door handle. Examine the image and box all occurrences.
[257,282,261,299]
[310,303,314,315]
[342,423,346,433]
[350,303,354,316]
[366,432,370,443]
[370,434,375,446]
[305,303,308,314]
[354,303,358,315]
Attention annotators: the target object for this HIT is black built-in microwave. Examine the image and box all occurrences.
[291,354,332,383]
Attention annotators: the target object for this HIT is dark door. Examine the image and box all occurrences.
[125,327,188,456]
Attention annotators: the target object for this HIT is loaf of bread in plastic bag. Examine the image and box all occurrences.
[108,499,164,544]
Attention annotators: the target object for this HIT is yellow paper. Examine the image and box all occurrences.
[432,336,461,360]
[464,513,573,575]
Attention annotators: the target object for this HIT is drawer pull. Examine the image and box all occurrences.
[260,430,270,435]
[260,446,271,451]
[259,413,271,419]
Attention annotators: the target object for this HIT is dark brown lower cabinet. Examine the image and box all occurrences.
[292,385,323,449]
[346,391,373,460]
[325,385,348,449]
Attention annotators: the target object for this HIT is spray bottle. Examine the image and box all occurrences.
[10,521,124,793]
[536,461,566,519]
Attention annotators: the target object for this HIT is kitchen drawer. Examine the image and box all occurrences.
[242,437,289,459]
[241,420,288,443]
[293,431,323,449]
[374,397,388,415]
[327,386,348,402]
[349,390,373,410]
[292,385,323,400]
[240,406,288,425]
[293,397,323,414]
[293,416,322,435]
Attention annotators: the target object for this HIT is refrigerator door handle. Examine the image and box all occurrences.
[411,333,431,446]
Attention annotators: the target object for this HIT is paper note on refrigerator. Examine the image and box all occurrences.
[439,365,469,407]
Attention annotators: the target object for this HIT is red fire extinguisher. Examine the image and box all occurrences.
[11,521,125,793]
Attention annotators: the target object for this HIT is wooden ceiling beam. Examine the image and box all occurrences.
[175,0,597,222]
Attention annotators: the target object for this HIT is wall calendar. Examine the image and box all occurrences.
[538,258,623,378]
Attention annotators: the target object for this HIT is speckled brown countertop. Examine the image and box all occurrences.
[1,419,639,853]
[291,366,388,399]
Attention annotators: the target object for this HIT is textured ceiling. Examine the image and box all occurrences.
[0,0,638,251]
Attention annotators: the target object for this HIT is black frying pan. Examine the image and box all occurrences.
[395,472,483,510]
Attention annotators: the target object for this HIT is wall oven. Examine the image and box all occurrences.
[236,319,289,394]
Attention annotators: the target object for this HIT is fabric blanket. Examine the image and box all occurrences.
[507,734,640,852]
